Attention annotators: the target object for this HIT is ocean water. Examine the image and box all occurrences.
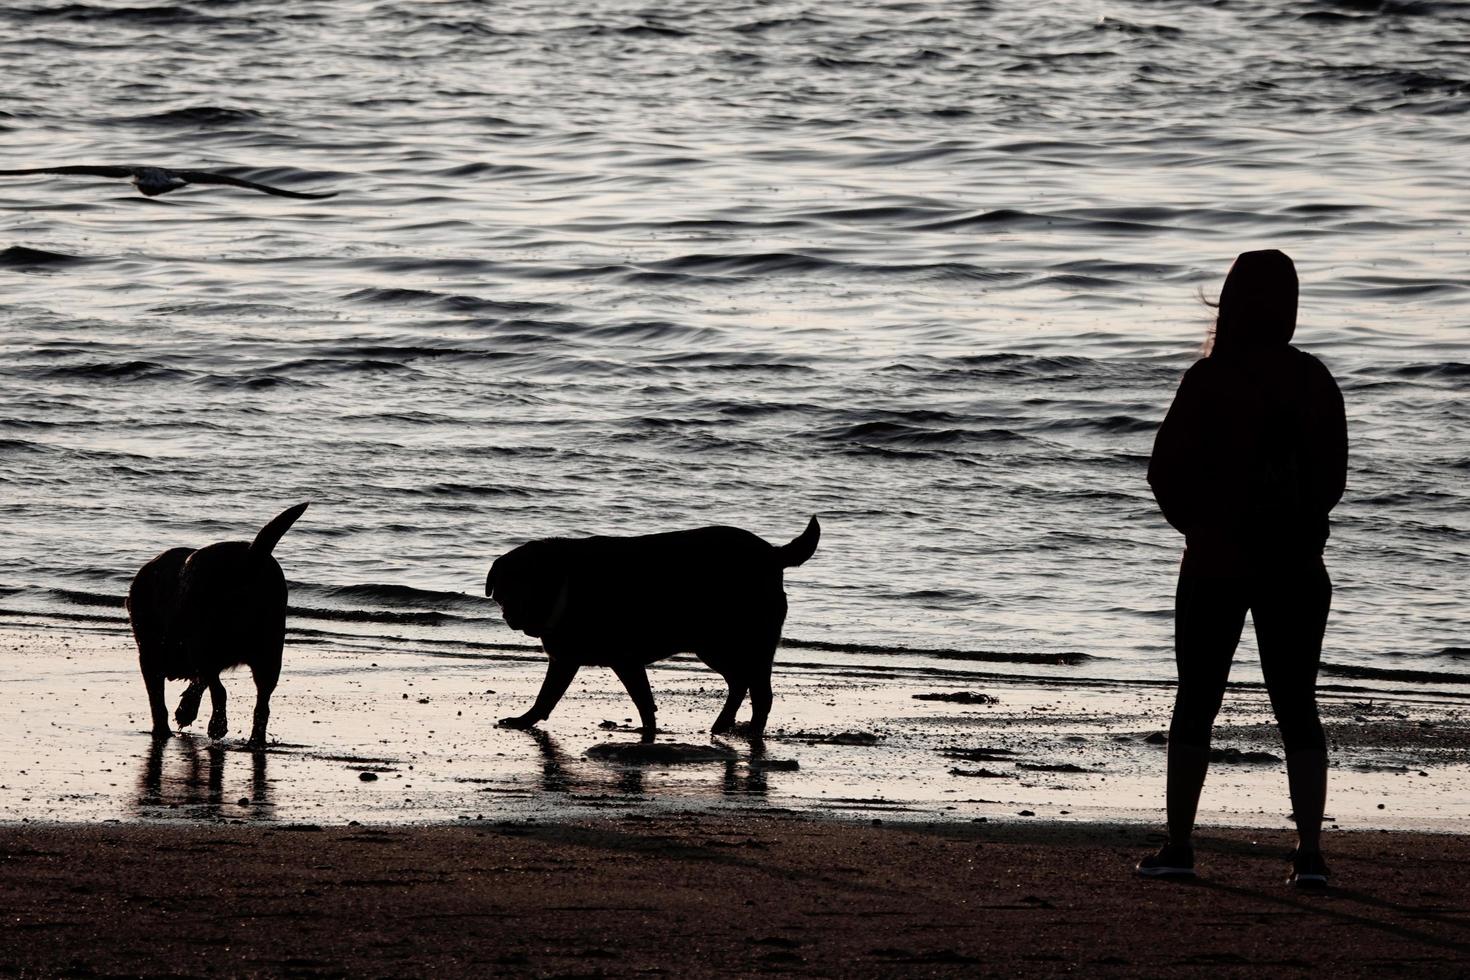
[1,0,1466,690]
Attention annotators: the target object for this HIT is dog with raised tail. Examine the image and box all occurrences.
[486,516,820,742]
[126,503,309,748]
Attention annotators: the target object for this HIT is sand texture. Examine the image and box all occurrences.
[4,815,1470,977]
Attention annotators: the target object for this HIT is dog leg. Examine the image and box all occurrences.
[745,674,774,737]
[247,660,279,749]
[499,659,579,730]
[142,668,172,738]
[611,663,658,743]
[174,679,206,729]
[206,676,228,740]
[711,676,748,735]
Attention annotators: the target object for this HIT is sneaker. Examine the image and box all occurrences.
[1288,849,1330,889]
[1137,842,1196,878]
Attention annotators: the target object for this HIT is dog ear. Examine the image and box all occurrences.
[485,559,499,598]
[542,573,571,634]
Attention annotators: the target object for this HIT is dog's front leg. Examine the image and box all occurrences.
[206,675,228,740]
[174,679,207,729]
[611,663,658,743]
[499,659,579,730]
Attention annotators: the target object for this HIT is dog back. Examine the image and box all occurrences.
[492,524,800,657]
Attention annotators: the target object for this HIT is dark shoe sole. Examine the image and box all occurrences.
[1137,864,1196,878]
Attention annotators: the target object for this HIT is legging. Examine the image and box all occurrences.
[1169,558,1331,754]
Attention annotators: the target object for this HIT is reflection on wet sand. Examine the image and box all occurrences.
[527,727,646,797]
[723,737,770,798]
[522,728,777,801]
[135,736,272,820]
[526,727,575,795]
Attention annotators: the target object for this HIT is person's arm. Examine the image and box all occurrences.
[1148,363,1209,536]
[1305,357,1347,515]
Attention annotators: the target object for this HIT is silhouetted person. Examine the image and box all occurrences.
[1139,250,1347,888]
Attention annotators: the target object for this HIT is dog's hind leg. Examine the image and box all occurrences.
[711,676,748,735]
[611,662,658,743]
[175,679,206,729]
[499,660,579,731]
[747,675,773,736]
[142,668,172,738]
[206,675,228,740]
[246,660,279,749]
[745,649,778,736]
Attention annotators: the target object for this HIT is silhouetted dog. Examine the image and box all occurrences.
[126,503,309,747]
[486,517,820,741]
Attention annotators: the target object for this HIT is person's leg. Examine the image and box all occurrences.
[1166,573,1249,847]
[1253,559,1332,858]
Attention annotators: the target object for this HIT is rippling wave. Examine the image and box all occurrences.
[0,0,1467,687]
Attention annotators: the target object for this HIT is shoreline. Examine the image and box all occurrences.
[4,815,1470,977]
[2,624,1468,834]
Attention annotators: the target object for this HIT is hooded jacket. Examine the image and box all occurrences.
[1148,251,1347,573]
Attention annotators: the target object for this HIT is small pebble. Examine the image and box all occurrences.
[360,772,379,782]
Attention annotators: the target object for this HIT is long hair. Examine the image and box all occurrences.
[1203,249,1298,357]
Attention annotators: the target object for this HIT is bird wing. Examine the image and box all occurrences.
[172,169,337,199]
[0,165,138,178]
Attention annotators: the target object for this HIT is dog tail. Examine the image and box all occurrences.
[775,516,820,568]
[250,502,310,556]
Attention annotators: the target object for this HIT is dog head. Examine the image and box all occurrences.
[485,540,571,638]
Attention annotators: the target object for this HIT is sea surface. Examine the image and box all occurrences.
[1,0,1467,692]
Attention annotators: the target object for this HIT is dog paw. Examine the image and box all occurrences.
[207,712,228,740]
[496,714,539,730]
[150,725,174,740]
[174,691,203,728]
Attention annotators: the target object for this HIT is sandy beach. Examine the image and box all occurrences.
[3,623,1469,975]
[4,816,1470,977]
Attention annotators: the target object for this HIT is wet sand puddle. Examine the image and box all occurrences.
[3,624,1466,833]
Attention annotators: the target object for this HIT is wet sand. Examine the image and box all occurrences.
[4,816,1470,977]
[2,624,1468,830]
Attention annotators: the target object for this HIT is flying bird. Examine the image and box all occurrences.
[0,165,337,199]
